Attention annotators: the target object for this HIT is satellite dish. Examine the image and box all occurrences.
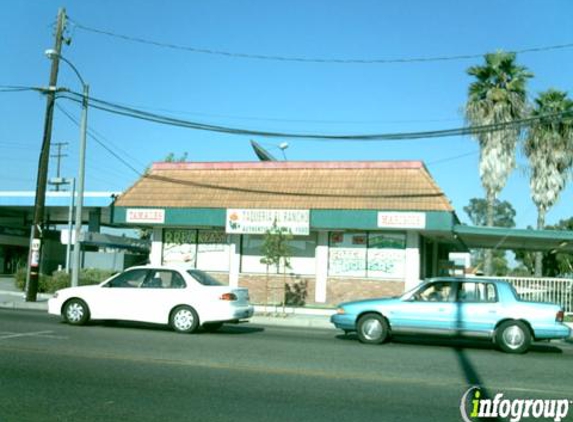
[250,140,277,161]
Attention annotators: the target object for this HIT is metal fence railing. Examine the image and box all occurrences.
[474,276,573,314]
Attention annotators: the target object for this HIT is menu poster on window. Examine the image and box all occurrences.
[329,247,367,277]
[367,249,406,279]
[162,229,197,266]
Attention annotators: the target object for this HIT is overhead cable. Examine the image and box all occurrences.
[59,90,573,142]
[69,19,573,64]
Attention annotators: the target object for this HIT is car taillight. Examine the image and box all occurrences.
[220,293,238,301]
[556,310,564,322]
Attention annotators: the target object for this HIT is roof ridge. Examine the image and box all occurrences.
[152,161,424,171]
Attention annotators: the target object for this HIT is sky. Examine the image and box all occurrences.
[1,0,572,229]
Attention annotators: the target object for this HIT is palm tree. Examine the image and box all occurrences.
[465,51,533,275]
[525,89,573,276]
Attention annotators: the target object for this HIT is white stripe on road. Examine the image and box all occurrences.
[0,330,58,340]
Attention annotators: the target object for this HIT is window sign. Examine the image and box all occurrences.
[328,232,367,277]
[162,229,197,267]
[226,209,310,235]
[367,232,406,279]
[377,212,426,229]
[367,249,406,279]
[328,232,407,279]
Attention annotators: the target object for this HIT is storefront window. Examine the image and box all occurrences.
[241,233,317,275]
[329,231,406,279]
[196,230,229,272]
[162,229,229,271]
[328,232,368,277]
[162,229,197,267]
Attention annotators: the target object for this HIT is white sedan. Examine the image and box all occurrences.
[48,266,254,333]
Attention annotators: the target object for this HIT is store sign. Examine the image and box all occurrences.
[226,209,310,235]
[377,212,426,229]
[126,208,165,224]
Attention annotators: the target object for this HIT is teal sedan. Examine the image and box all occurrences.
[331,277,570,354]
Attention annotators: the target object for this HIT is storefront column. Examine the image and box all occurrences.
[228,234,241,287]
[404,232,421,291]
[149,228,163,266]
[314,231,328,303]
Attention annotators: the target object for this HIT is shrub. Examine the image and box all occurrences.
[79,268,115,286]
[14,268,53,293]
[284,280,308,307]
[14,267,116,293]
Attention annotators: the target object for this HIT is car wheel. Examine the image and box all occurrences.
[357,314,389,345]
[63,298,90,326]
[203,322,223,333]
[495,320,531,354]
[170,306,199,334]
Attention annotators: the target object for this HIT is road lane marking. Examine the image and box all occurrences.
[0,330,66,340]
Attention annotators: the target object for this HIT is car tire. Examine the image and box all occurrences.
[495,320,531,354]
[170,306,199,334]
[63,298,90,326]
[203,322,223,333]
[357,313,389,345]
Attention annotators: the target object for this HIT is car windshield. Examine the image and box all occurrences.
[187,269,223,286]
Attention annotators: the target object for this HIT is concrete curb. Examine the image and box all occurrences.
[250,314,334,330]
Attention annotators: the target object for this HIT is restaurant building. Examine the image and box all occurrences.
[112,161,463,305]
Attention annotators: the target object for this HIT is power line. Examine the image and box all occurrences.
[59,90,573,142]
[69,18,573,64]
[56,103,143,176]
[427,150,479,166]
[0,85,41,93]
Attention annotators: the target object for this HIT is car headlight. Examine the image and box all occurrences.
[336,307,346,315]
[52,292,59,299]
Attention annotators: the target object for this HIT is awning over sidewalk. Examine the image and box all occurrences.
[453,225,573,254]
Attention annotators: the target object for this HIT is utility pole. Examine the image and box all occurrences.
[49,142,69,191]
[26,7,67,301]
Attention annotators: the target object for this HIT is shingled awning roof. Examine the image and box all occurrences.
[115,161,453,212]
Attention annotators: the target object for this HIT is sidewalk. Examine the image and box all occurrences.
[0,276,336,329]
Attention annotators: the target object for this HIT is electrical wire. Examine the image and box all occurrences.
[69,19,573,64]
[0,85,41,93]
[59,90,573,142]
[55,103,143,176]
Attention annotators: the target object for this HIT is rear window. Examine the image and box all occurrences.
[458,282,497,303]
[187,269,223,286]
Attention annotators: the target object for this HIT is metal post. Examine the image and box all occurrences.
[65,177,76,273]
[71,84,89,287]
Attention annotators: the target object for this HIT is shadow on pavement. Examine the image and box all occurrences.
[76,320,265,335]
[334,333,564,354]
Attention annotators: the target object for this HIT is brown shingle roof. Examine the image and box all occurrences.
[115,161,453,211]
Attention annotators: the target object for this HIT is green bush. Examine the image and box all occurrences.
[79,268,115,286]
[14,267,116,294]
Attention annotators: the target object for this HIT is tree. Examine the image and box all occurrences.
[145,151,188,174]
[514,218,573,277]
[463,198,516,228]
[260,221,292,315]
[464,198,516,276]
[465,51,533,275]
[164,152,188,162]
[524,89,573,276]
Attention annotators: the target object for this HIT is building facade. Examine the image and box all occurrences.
[113,161,462,305]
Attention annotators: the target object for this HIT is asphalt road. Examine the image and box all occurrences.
[1,310,572,422]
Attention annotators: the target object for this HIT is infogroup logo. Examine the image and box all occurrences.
[460,386,571,422]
